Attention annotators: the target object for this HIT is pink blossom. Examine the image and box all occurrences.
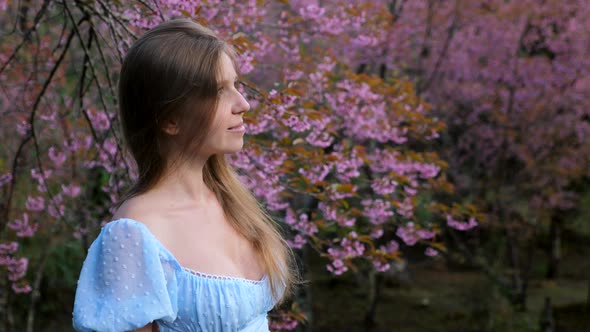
[326,260,348,275]
[352,34,378,47]
[7,213,38,237]
[317,56,335,72]
[16,120,30,136]
[284,208,297,225]
[325,184,357,200]
[379,240,399,254]
[269,311,299,331]
[396,222,419,246]
[340,237,365,257]
[63,137,79,152]
[309,71,327,88]
[298,164,331,184]
[396,197,414,218]
[283,114,311,132]
[373,260,391,272]
[446,215,478,231]
[404,186,418,196]
[87,108,110,131]
[362,199,394,225]
[371,177,398,195]
[371,227,384,239]
[0,172,12,186]
[48,195,65,218]
[305,130,333,148]
[298,4,326,21]
[285,69,304,81]
[73,226,89,240]
[425,248,438,257]
[278,37,301,62]
[7,257,28,281]
[237,50,254,74]
[416,229,436,240]
[286,212,318,236]
[332,149,363,182]
[0,242,18,255]
[31,168,52,182]
[48,146,66,167]
[317,202,336,221]
[367,148,401,173]
[12,282,32,294]
[39,109,56,121]
[336,215,356,227]
[419,164,441,179]
[426,129,440,140]
[287,234,306,249]
[0,256,11,265]
[25,196,45,211]
[326,235,366,274]
[98,138,118,165]
[61,183,81,198]
[228,150,252,171]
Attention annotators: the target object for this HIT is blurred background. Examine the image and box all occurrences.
[0,0,588,331]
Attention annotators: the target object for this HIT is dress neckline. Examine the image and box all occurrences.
[109,217,267,285]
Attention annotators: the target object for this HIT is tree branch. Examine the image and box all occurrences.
[0,0,51,75]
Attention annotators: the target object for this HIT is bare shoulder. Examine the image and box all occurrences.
[110,191,195,243]
[111,193,165,229]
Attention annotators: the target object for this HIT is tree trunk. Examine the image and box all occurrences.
[298,195,318,332]
[546,214,562,279]
[505,223,537,312]
[519,225,536,313]
[507,229,527,311]
[302,245,313,332]
[363,270,383,332]
[26,247,50,332]
[6,284,14,332]
[290,252,313,332]
[539,297,555,332]
[0,276,9,332]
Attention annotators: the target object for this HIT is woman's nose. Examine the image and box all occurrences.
[233,92,250,114]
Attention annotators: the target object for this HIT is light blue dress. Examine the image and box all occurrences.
[73,218,278,332]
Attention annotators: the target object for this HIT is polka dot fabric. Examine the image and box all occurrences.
[73,218,277,332]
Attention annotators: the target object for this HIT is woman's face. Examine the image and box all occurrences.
[200,52,250,157]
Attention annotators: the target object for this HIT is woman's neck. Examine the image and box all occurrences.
[153,155,213,207]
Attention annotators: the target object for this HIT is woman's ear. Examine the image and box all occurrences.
[162,119,180,135]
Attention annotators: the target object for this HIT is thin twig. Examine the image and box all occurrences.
[0,0,51,75]
[1,24,77,231]
[419,0,459,93]
[66,2,133,181]
[94,0,139,40]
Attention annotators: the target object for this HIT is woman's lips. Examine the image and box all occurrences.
[228,124,246,133]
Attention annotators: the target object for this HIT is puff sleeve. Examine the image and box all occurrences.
[73,219,179,332]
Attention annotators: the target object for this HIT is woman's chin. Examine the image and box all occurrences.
[222,144,244,155]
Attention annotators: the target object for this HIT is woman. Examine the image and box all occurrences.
[72,18,296,332]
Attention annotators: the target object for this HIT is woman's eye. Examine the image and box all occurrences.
[218,81,241,95]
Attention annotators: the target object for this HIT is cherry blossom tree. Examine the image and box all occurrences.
[0,0,475,330]
[356,0,590,310]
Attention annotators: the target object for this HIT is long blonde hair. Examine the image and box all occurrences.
[115,18,296,302]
